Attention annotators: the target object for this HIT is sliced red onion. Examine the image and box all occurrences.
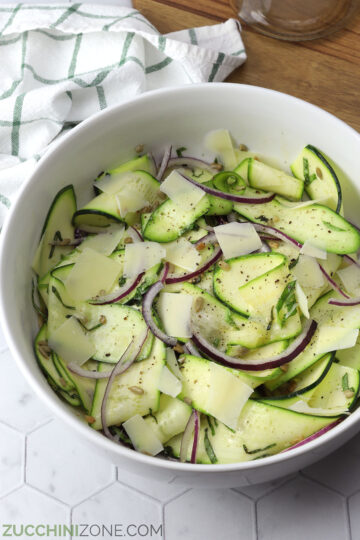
[328,296,360,307]
[75,228,89,239]
[192,319,317,371]
[125,226,143,243]
[157,145,172,181]
[252,223,302,249]
[68,363,112,379]
[183,340,200,357]
[167,156,218,174]
[281,419,342,453]
[165,246,222,285]
[141,279,177,346]
[319,265,349,299]
[180,173,275,204]
[180,409,199,463]
[344,254,360,269]
[101,339,139,440]
[160,262,170,284]
[257,241,271,253]
[90,273,144,305]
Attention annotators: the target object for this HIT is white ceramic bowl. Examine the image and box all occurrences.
[1,83,360,488]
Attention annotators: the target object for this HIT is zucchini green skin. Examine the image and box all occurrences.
[167,400,340,464]
[143,196,210,242]
[234,187,360,254]
[291,145,342,214]
[72,208,123,228]
[36,185,77,277]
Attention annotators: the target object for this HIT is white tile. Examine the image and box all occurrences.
[0,423,23,497]
[0,349,52,432]
[257,477,348,540]
[235,474,296,500]
[348,491,360,540]
[26,419,114,504]
[72,483,162,540]
[303,431,360,496]
[117,466,187,502]
[164,489,255,540]
[0,486,69,535]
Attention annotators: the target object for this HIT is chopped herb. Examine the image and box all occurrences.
[163,445,176,459]
[323,221,346,232]
[76,317,105,332]
[288,257,299,270]
[276,280,297,327]
[213,417,218,427]
[213,337,220,347]
[204,428,218,464]
[207,416,216,436]
[342,372,355,393]
[303,157,317,185]
[118,276,127,287]
[110,426,132,446]
[214,157,219,164]
[148,408,158,423]
[31,279,47,320]
[243,442,276,455]
[192,223,200,231]
[49,230,62,259]
[255,215,269,223]
[51,286,75,310]
[266,306,274,332]
[252,453,273,460]
[176,146,187,157]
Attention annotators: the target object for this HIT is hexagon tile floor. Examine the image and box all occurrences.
[1,316,360,540]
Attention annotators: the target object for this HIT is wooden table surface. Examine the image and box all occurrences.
[134,0,360,132]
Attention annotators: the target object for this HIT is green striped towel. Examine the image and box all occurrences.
[0,3,246,226]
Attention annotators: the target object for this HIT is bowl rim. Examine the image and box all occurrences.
[1,82,360,473]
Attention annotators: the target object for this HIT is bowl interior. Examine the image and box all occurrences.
[1,83,360,474]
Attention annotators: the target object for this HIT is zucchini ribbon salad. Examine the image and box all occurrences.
[32,130,360,464]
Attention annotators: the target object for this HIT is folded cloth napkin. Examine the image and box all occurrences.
[0,3,246,227]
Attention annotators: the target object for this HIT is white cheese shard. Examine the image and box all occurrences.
[115,184,149,218]
[316,326,359,355]
[204,128,238,169]
[65,247,122,301]
[48,316,95,366]
[295,281,310,318]
[300,240,327,260]
[79,226,124,256]
[123,241,165,278]
[337,264,360,296]
[293,254,324,289]
[206,363,253,430]
[214,222,262,260]
[164,237,201,272]
[123,414,164,456]
[166,347,183,379]
[158,365,182,398]
[160,170,205,211]
[157,292,193,338]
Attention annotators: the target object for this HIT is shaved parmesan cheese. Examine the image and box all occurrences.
[214,222,262,260]
[65,248,121,301]
[79,227,124,256]
[317,326,359,355]
[206,363,253,429]
[295,282,309,318]
[205,129,238,169]
[300,240,327,260]
[166,347,183,379]
[289,400,348,416]
[160,170,205,211]
[279,198,326,209]
[338,264,360,295]
[157,292,193,338]
[116,183,148,218]
[164,237,200,272]
[123,241,165,278]
[158,365,182,397]
[293,255,324,289]
[95,171,131,194]
[123,414,164,456]
[48,316,95,366]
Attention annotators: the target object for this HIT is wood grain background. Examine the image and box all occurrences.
[135,0,360,132]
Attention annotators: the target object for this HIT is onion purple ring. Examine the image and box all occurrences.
[167,156,219,174]
[68,364,113,379]
[141,278,177,347]
[252,223,302,249]
[281,419,342,453]
[328,296,360,307]
[319,265,349,299]
[165,246,222,285]
[157,145,172,181]
[180,409,200,463]
[191,319,317,371]
[90,273,144,305]
[180,172,275,204]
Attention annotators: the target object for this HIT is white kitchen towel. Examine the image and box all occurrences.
[0,3,246,226]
